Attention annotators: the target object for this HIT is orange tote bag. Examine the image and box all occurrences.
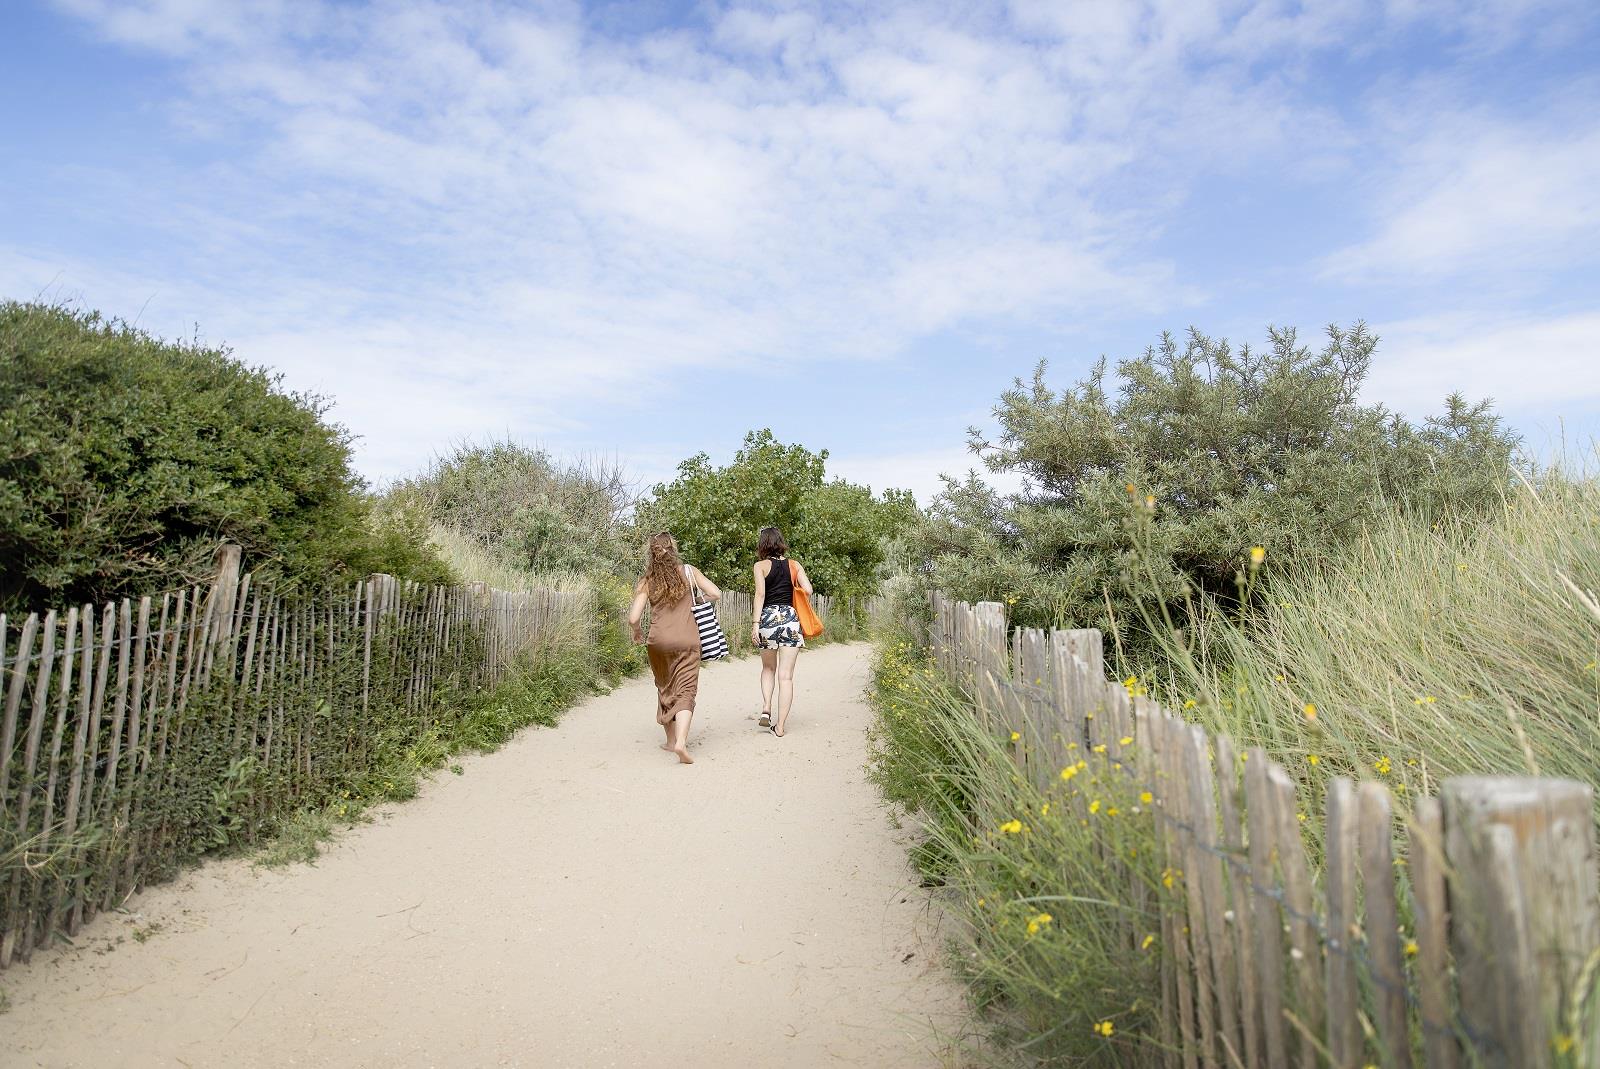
[790,560,824,638]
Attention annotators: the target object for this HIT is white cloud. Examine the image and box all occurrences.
[18,0,1597,487]
[1324,118,1600,281]
[1367,310,1600,413]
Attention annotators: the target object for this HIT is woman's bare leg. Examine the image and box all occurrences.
[661,719,674,750]
[671,708,694,764]
[758,650,777,723]
[773,648,800,736]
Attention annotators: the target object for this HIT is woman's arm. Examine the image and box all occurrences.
[689,566,721,602]
[751,562,767,644]
[795,561,815,597]
[627,579,649,644]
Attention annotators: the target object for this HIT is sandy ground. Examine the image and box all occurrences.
[2,642,968,1069]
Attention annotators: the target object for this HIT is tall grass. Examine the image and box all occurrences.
[1129,470,1600,818]
[427,523,594,594]
[869,469,1600,1064]
[869,641,1160,1066]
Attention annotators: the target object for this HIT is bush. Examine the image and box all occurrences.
[383,439,636,580]
[903,324,1520,646]
[639,429,919,598]
[0,302,449,614]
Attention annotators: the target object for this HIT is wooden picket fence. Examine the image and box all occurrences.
[0,546,593,969]
[929,592,1600,1069]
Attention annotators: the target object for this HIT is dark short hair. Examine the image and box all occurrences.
[757,526,788,560]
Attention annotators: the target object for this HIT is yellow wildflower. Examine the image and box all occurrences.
[1010,731,1021,742]
[1303,703,1317,720]
[1026,912,1054,936]
[1041,802,1051,816]
[1093,744,1107,754]
[1374,756,1392,776]
[1060,765,1080,782]
[1307,754,1319,766]
[1404,939,1418,957]
[1141,933,1155,950]
[1554,1033,1576,1055]
[1107,807,1120,816]
[999,819,1023,834]
[1249,546,1266,565]
[1139,791,1153,804]
[1183,698,1196,709]
[1089,799,1102,814]
[1094,1020,1114,1038]
[1119,736,1133,746]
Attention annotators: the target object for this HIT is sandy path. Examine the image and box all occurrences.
[2,643,965,1068]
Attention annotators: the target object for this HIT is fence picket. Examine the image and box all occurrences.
[1157,713,1201,1069]
[1409,797,1457,1069]
[50,607,95,940]
[1324,777,1362,1067]
[1213,734,1260,1069]
[2,611,57,965]
[1243,751,1289,1069]
[1359,781,1410,1068]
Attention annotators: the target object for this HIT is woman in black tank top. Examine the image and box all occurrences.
[751,525,812,736]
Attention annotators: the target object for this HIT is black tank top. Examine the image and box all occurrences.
[764,557,794,607]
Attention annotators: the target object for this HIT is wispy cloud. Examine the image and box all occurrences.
[1369,310,1600,413]
[13,0,1599,483]
[1323,111,1600,282]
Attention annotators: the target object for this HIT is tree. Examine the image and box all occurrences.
[903,324,1521,637]
[0,302,450,615]
[639,429,916,598]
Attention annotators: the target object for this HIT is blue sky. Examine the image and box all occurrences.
[3,0,1598,501]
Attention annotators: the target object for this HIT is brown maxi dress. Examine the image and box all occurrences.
[646,582,701,725]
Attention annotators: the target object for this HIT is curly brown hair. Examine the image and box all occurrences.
[643,531,689,605]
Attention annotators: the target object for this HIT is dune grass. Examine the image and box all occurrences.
[1127,469,1600,823]
[869,469,1600,1064]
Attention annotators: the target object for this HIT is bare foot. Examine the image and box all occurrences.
[660,742,674,751]
[672,746,694,765]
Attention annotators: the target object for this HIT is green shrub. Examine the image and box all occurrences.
[902,324,1520,649]
[384,439,636,579]
[0,302,449,614]
[639,429,919,598]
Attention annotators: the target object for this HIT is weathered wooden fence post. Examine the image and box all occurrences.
[973,601,1006,733]
[1443,777,1600,1068]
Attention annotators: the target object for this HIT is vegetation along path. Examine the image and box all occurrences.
[4,642,965,1068]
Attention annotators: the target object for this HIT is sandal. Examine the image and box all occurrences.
[757,711,772,727]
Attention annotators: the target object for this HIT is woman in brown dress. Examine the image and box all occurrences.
[628,532,720,765]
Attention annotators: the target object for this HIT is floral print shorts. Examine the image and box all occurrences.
[757,604,805,649]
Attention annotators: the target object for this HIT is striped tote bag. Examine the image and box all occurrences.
[686,566,730,660]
